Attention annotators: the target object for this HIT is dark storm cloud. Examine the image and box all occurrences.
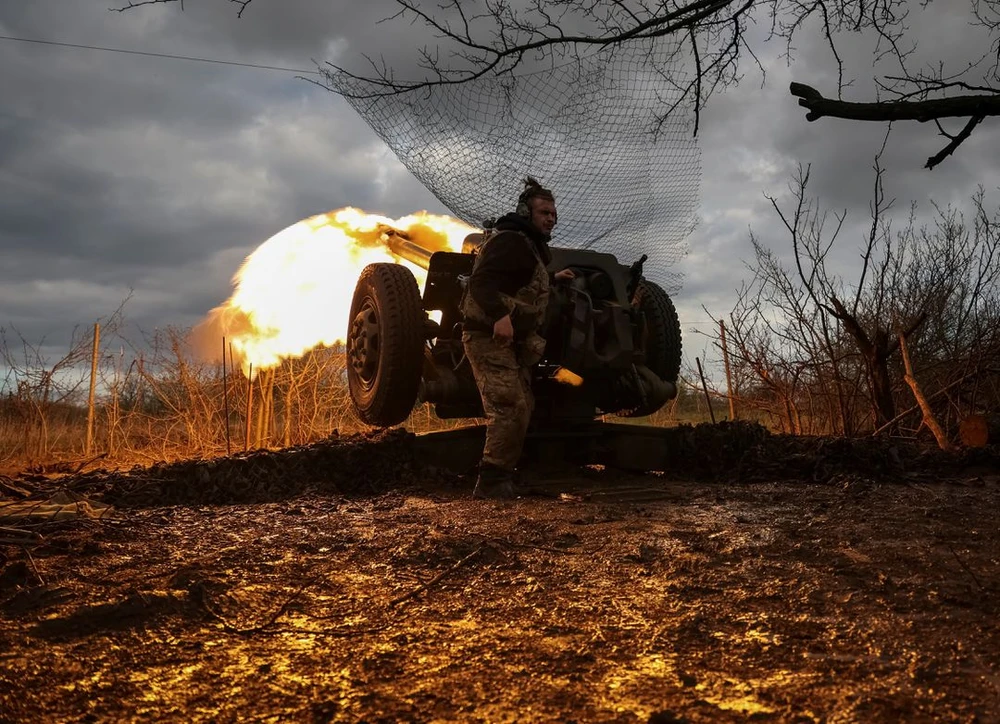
[0,0,452,350]
[5,0,342,65]
[1,0,996,370]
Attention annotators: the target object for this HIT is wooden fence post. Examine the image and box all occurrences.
[720,319,737,421]
[245,363,253,452]
[86,322,100,456]
[696,357,716,424]
[222,337,231,456]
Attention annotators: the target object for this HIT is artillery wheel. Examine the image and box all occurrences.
[618,278,682,418]
[346,263,425,427]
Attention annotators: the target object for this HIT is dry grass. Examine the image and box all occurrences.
[0,323,481,474]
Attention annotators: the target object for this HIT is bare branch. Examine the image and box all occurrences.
[688,25,703,136]
[111,1,1000,165]
[791,82,1000,122]
[925,114,986,170]
[112,0,253,17]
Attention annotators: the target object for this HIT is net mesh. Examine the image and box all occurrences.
[325,38,701,293]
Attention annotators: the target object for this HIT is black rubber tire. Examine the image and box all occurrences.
[618,278,682,418]
[346,263,425,427]
[635,278,682,384]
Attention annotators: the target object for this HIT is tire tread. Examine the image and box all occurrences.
[347,263,424,426]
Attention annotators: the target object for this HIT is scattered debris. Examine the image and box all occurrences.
[0,492,112,525]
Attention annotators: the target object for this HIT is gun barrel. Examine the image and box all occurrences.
[382,228,434,270]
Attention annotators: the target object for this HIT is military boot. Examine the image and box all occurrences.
[472,462,516,500]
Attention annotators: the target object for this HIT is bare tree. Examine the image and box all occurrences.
[718,229,852,435]
[718,148,1000,437]
[766,152,960,429]
[117,0,1000,168]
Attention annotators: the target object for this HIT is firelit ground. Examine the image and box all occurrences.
[1,428,998,722]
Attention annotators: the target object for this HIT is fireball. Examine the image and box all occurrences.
[195,207,478,374]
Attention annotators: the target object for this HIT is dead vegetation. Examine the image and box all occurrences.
[0,320,474,475]
[698,164,1000,447]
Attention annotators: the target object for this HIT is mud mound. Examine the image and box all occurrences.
[730,425,1000,484]
[641,420,772,479]
[38,429,420,508]
[588,420,999,483]
[4,424,998,516]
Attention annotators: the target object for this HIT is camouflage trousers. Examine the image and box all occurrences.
[462,332,535,471]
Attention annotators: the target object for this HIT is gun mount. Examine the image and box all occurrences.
[346,227,682,433]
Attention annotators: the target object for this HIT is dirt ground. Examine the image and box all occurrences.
[1,424,999,723]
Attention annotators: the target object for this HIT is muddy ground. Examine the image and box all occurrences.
[1,424,999,723]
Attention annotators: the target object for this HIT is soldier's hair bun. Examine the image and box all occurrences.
[520,176,554,204]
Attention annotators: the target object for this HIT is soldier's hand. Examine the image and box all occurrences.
[554,268,576,281]
[493,315,514,344]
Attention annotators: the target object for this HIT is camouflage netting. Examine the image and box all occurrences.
[325,38,701,292]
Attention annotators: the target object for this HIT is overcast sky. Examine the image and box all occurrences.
[1,0,996,373]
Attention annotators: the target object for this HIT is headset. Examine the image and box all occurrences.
[516,178,553,219]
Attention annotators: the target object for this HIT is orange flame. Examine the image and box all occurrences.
[194,207,478,373]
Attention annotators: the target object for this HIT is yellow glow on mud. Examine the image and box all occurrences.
[595,647,818,719]
[195,207,477,374]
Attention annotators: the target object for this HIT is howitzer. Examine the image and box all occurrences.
[380,226,437,270]
[346,224,681,431]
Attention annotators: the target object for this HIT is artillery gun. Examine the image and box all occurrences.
[344,225,684,471]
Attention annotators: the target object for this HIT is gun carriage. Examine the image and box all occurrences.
[344,225,684,471]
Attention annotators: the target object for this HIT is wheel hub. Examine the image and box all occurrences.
[348,302,380,385]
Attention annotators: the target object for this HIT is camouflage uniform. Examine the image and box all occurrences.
[461,231,550,472]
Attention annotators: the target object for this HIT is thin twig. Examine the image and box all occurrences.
[492,539,577,555]
[72,453,109,475]
[200,575,322,634]
[21,545,45,585]
[926,114,985,170]
[947,544,986,593]
[238,624,391,637]
[390,546,487,606]
[0,479,36,498]
[474,534,580,555]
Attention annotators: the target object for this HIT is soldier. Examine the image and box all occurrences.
[460,177,575,499]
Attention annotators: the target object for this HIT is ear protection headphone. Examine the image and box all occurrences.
[516,193,531,218]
